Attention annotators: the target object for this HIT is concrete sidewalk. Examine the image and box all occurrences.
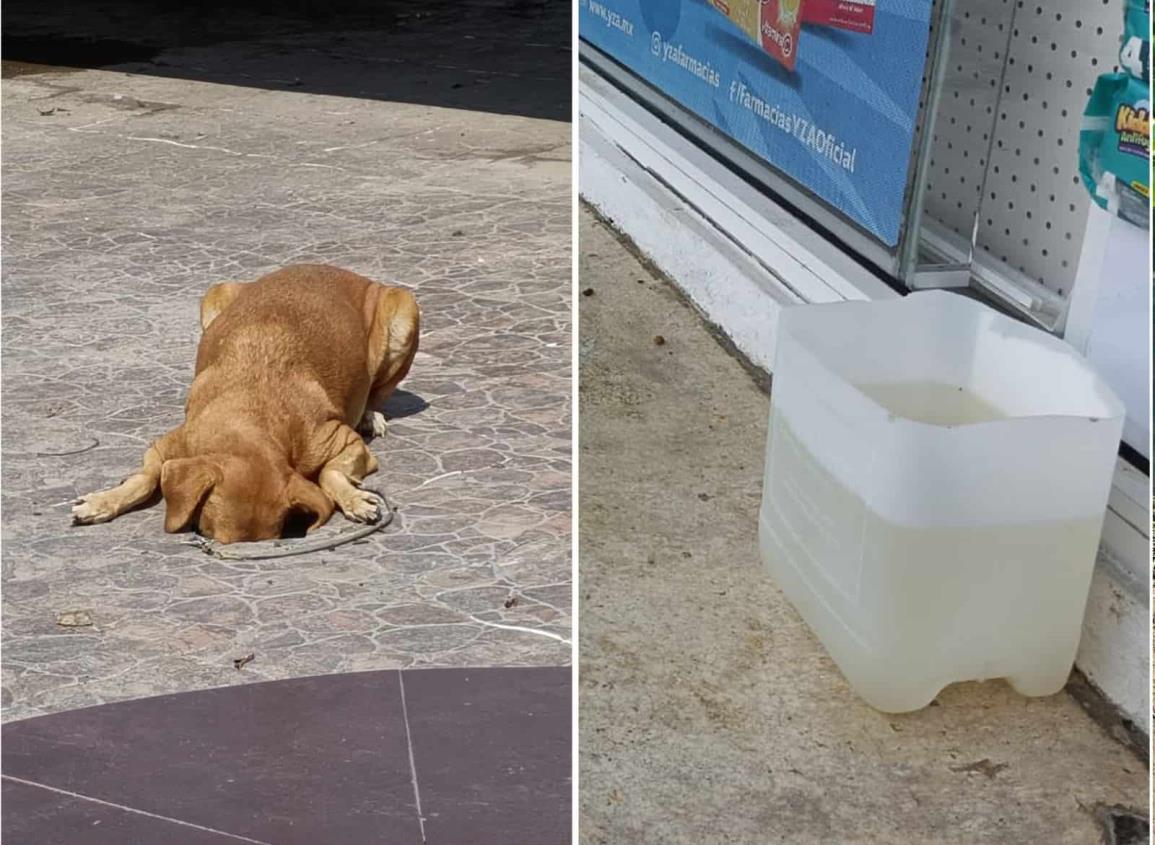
[1,5,571,721]
[577,207,1147,845]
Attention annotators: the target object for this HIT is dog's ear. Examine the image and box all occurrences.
[160,457,219,533]
[200,282,247,331]
[285,473,335,533]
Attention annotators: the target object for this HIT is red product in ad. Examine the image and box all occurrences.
[758,0,805,71]
[803,0,875,33]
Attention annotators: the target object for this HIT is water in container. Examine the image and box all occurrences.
[759,291,1124,712]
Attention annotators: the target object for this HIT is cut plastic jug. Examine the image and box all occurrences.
[759,290,1124,713]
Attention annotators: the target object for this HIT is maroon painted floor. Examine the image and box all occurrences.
[2,667,570,845]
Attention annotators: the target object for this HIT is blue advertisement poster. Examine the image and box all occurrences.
[580,0,935,246]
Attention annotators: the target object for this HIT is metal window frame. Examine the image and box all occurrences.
[579,0,1091,333]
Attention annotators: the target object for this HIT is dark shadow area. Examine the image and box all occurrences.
[383,389,429,420]
[1,0,570,121]
[1098,805,1150,845]
[280,510,316,539]
[2,667,571,845]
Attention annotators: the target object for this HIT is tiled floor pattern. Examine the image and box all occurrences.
[2,0,571,720]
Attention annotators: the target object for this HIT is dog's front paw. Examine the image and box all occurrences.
[72,492,118,525]
[339,489,381,523]
[357,410,388,440]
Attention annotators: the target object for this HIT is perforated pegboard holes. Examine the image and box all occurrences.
[921,0,1123,298]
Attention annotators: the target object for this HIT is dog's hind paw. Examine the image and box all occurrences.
[72,493,118,525]
[357,410,388,440]
[339,489,381,523]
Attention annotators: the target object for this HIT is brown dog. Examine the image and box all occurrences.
[72,264,419,544]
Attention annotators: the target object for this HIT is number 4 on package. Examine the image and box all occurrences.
[1119,0,1149,80]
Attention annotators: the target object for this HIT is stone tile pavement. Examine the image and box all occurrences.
[1,3,571,721]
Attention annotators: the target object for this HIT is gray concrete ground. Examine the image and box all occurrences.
[1,9,570,722]
[577,207,1147,845]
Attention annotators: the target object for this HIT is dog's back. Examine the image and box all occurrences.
[194,265,376,420]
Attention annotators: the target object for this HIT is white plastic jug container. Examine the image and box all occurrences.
[759,290,1124,713]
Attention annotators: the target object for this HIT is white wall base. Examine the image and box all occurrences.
[580,63,1150,729]
[580,66,896,373]
[1077,559,1149,732]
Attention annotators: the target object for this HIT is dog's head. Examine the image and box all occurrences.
[159,455,333,544]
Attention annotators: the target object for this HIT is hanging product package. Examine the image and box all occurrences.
[1078,0,1149,227]
[1078,72,1150,228]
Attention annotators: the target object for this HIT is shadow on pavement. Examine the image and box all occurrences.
[2,667,571,845]
[1,0,570,122]
[384,389,430,420]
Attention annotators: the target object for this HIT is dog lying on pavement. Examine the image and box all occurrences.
[72,264,419,544]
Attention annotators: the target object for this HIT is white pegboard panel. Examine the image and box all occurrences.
[922,0,1124,299]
